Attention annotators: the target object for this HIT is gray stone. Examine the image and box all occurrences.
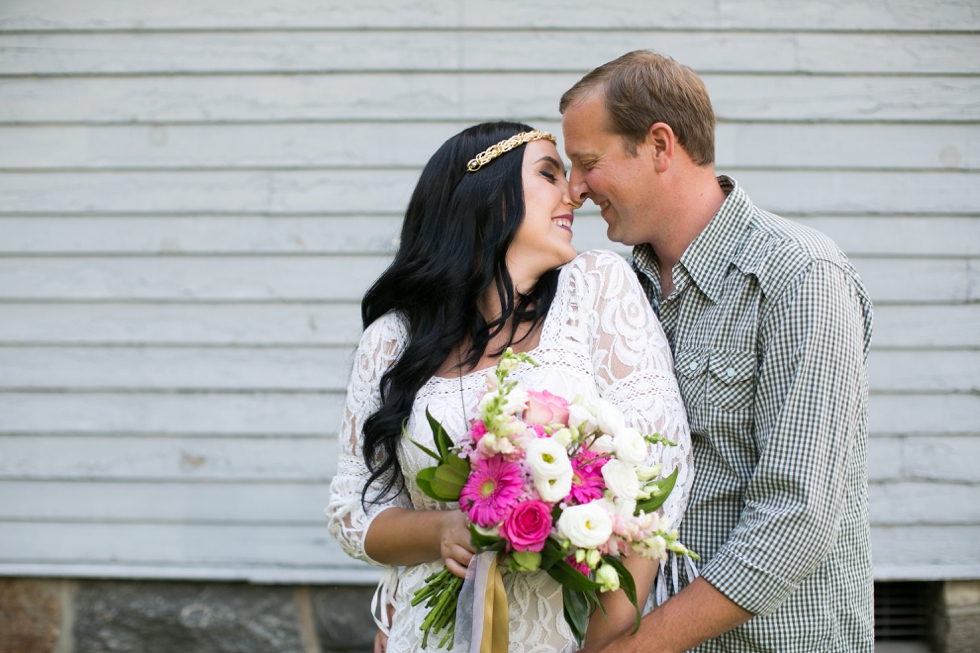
[72,581,306,653]
[309,586,376,653]
[943,581,980,653]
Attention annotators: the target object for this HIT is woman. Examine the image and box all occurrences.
[326,122,692,653]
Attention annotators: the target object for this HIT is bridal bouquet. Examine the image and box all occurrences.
[409,349,697,650]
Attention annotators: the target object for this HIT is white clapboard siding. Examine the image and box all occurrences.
[0,392,346,436]
[3,74,979,123]
[0,1,977,584]
[2,0,977,31]
[3,32,980,75]
[2,123,978,171]
[1,255,975,304]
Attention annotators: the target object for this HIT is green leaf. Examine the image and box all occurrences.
[407,436,441,462]
[547,559,602,593]
[431,463,466,501]
[602,556,640,634]
[426,408,453,460]
[539,538,565,571]
[416,467,440,501]
[469,524,502,550]
[445,453,470,476]
[635,468,679,515]
[562,586,592,645]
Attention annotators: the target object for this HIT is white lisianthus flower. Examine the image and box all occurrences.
[595,563,620,593]
[557,503,613,549]
[589,434,615,454]
[552,427,573,448]
[568,404,598,435]
[526,438,574,502]
[613,428,649,466]
[593,398,626,436]
[602,459,641,500]
[636,464,663,482]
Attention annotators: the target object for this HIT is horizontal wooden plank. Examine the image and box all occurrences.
[0,480,331,523]
[3,123,978,172]
[1,0,975,31]
[2,255,974,304]
[0,346,355,391]
[2,32,978,75]
[0,216,403,254]
[869,436,980,484]
[868,350,980,393]
[868,482,980,526]
[2,170,978,216]
[0,435,338,481]
[0,521,353,569]
[0,346,973,394]
[873,304,980,348]
[0,562,380,584]
[792,217,980,256]
[0,392,345,435]
[0,256,392,301]
[2,74,979,124]
[1,215,977,258]
[0,303,364,345]
[869,394,980,435]
[872,525,980,577]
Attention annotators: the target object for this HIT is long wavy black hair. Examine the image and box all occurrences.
[360,121,561,504]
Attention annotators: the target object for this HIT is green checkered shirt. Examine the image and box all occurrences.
[632,177,875,652]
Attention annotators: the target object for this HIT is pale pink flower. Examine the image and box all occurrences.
[524,390,570,426]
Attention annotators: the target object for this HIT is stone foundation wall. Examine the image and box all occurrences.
[940,581,980,653]
[0,579,376,653]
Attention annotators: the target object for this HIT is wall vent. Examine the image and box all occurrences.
[874,581,939,642]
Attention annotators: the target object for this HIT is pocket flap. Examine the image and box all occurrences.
[675,349,706,378]
[708,351,756,384]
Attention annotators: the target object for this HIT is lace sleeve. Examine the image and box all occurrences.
[326,312,414,565]
[570,250,693,529]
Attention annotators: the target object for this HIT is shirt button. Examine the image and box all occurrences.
[726,367,736,378]
[688,361,698,371]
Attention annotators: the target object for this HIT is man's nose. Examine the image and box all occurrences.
[569,167,590,206]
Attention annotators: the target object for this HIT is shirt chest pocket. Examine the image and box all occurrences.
[706,350,757,412]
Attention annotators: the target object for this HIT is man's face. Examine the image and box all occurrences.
[562,93,659,247]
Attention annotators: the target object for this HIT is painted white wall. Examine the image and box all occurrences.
[0,0,977,583]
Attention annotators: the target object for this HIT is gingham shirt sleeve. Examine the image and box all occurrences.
[698,260,869,617]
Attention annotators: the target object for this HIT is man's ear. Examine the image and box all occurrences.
[646,122,675,173]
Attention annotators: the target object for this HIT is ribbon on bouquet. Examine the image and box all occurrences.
[451,551,509,653]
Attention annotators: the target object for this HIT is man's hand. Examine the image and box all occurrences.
[578,577,752,653]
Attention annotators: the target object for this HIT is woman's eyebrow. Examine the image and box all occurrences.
[535,155,566,174]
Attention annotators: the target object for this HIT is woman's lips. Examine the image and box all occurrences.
[552,214,574,233]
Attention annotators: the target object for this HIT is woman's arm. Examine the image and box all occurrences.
[585,548,659,645]
[365,507,474,577]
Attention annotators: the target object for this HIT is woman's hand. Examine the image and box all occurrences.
[440,510,476,578]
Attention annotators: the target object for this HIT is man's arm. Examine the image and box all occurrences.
[583,260,871,651]
[582,577,751,653]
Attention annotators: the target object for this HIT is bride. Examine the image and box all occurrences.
[326,122,692,653]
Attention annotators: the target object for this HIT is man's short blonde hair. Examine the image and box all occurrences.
[559,50,715,166]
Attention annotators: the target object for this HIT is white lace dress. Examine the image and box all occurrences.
[326,250,692,653]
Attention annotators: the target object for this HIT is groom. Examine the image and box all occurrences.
[560,51,874,652]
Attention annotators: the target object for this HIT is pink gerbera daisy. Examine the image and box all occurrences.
[459,456,523,527]
[567,452,606,504]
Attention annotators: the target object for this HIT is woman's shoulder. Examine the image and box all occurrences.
[559,249,635,285]
[357,310,409,362]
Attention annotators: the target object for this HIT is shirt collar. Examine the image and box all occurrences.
[631,176,753,305]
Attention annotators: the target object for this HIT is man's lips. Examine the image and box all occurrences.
[552,214,574,232]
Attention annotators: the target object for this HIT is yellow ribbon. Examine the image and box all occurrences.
[478,552,509,653]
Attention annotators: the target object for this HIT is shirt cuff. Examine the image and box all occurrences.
[698,546,798,617]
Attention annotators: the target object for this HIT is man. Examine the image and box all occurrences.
[561,51,874,652]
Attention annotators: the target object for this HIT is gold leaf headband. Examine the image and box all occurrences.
[466,130,557,172]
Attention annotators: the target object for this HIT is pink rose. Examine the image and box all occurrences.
[499,500,553,552]
[524,390,569,427]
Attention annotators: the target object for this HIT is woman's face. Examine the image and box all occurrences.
[506,140,578,288]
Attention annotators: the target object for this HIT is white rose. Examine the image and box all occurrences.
[593,398,626,436]
[613,428,649,466]
[602,459,640,500]
[568,404,598,435]
[526,438,574,502]
[589,434,615,454]
[557,503,613,549]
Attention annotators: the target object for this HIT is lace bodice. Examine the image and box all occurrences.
[326,250,693,653]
